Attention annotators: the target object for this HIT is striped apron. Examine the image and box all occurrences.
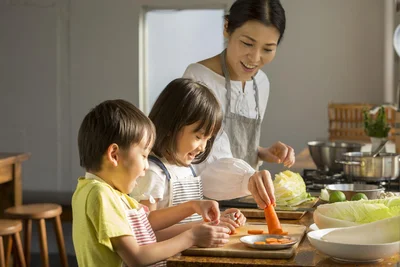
[120,198,165,267]
[149,155,203,224]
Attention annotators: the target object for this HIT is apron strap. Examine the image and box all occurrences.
[220,49,261,120]
[148,155,197,180]
[148,155,171,181]
[188,165,197,177]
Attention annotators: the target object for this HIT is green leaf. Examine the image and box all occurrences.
[363,106,391,138]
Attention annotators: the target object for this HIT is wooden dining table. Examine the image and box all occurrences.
[166,208,400,267]
[0,152,31,218]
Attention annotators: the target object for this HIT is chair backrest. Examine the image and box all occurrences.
[328,103,396,142]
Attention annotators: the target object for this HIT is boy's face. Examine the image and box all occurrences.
[114,132,152,194]
[175,122,211,166]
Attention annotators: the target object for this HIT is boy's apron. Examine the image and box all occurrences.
[220,49,262,169]
[120,197,166,267]
[149,155,203,223]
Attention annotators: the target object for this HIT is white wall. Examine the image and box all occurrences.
[146,9,224,112]
[0,0,390,194]
[261,0,385,174]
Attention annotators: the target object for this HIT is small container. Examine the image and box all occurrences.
[325,184,384,200]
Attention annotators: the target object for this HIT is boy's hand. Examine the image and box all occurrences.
[220,208,246,229]
[191,200,220,224]
[190,223,230,248]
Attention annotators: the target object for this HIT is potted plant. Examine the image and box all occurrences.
[363,106,391,152]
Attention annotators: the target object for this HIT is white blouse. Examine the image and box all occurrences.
[182,63,271,200]
[131,160,194,209]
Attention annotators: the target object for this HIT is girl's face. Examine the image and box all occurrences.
[111,131,152,194]
[224,20,280,82]
[175,122,212,166]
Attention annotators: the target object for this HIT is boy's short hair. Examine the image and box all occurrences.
[149,78,223,165]
[78,99,155,172]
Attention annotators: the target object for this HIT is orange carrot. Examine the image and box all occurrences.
[267,241,280,244]
[247,229,264,235]
[265,238,278,243]
[264,204,285,235]
[254,241,266,245]
[277,238,290,243]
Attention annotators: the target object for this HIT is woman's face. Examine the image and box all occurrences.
[224,20,280,81]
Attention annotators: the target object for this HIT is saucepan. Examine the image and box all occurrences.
[308,141,362,173]
[336,152,400,181]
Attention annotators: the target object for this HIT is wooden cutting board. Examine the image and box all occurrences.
[240,197,319,220]
[182,223,307,259]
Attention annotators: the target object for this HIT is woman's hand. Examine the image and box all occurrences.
[248,170,275,209]
[258,142,295,167]
[191,200,221,224]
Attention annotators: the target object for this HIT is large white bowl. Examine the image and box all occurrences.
[307,228,400,262]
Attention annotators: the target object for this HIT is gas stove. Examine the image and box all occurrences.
[303,169,400,193]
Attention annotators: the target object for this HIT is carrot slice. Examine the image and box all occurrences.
[277,238,290,243]
[254,241,266,245]
[264,204,285,235]
[247,229,264,235]
[267,241,280,244]
[280,240,293,244]
[265,238,278,243]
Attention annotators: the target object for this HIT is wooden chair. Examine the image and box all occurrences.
[328,103,396,142]
[5,204,68,267]
[0,219,26,267]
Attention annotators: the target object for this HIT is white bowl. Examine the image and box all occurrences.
[308,223,319,232]
[307,228,400,262]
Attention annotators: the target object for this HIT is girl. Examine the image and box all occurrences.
[132,78,246,229]
[182,0,295,209]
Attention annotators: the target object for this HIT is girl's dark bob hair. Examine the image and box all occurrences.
[149,78,223,165]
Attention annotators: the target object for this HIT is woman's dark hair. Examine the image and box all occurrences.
[78,99,155,172]
[149,78,223,165]
[225,0,286,44]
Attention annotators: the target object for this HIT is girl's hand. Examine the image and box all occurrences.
[192,200,220,224]
[220,208,246,229]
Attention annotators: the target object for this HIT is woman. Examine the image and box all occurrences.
[183,0,295,209]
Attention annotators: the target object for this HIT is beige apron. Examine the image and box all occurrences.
[220,49,262,169]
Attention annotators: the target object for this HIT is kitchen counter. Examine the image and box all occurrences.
[166,211,400,267]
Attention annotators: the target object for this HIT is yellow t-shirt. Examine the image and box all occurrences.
[72,174,140,267]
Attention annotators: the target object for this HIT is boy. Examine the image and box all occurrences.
[72,99,230,267]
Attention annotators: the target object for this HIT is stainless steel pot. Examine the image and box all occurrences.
[337,152,400,181]
[308,141,362,173]
[325,184,384,200]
